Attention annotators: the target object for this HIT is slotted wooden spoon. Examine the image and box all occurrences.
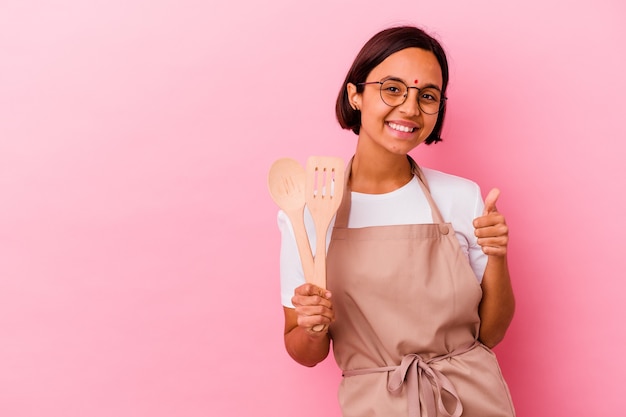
[305,156,345,291]
[267,158,315,286]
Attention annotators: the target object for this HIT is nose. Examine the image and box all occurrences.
[397,87,421,116]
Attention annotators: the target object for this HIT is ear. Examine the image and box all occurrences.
[346,83,361,110]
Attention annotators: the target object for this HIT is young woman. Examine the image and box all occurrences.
[277,25,516,416]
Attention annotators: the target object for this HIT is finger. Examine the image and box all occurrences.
[474,222,508,239]
[292,285,334,308]
[473,212,506,230]
[295,304,333,319]
[296,283,332,299]
[476,225,509,257]
[483,188,501,215]
[476,235,508,249]
[295,305,335,329]
[479,243,508,257]
[292,294,333,309]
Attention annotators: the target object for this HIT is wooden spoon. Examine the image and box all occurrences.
[267,158,315,288]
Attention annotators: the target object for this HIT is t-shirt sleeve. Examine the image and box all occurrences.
[277,210,305,308]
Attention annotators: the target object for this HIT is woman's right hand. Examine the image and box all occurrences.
[283,284,334,366]
[291,283,335,336]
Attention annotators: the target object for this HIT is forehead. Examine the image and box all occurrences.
[368,47,443,86]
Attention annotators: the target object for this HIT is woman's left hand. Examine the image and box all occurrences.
[473,188,508,257]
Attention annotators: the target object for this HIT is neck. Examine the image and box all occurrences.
[350,152,414,194]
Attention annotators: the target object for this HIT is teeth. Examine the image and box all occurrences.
[388,122,415,133]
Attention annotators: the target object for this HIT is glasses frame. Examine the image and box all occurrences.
[357,78,447,115]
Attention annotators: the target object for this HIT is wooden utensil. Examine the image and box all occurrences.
[305,156,345,290]
[267,158,315,286]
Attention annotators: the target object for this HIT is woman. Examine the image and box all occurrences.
[278,25,516,416]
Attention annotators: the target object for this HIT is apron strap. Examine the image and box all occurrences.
[334,158,353,228]
[334,155,446,228]
[408,155,446,224]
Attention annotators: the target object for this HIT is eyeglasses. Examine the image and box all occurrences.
[357,78,447,115]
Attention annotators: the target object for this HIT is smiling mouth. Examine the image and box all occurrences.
[387,122,416,133]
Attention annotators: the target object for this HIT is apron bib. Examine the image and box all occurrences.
[327,157,515,417]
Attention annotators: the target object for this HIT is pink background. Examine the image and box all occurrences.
[1,1,625,416]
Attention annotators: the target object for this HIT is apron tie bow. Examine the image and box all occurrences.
[387,353,463,417]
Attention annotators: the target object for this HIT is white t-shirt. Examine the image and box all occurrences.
[278,167,487,308]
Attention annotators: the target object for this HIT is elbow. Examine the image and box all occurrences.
[297,358,322,368]
[479,331,506,349]
[285,345,324,367]
[283,331,329,368]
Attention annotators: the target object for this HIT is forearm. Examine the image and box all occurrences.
[283,307,331,367]
[478,255,515,348]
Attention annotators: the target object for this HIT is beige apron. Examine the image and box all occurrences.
[327,157,515,417]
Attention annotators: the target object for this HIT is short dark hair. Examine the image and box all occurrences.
[335,26,449,144]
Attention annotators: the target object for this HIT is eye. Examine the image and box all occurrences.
[420,88,441,102]
[381,80,406,96]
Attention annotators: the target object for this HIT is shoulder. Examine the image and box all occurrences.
[421,167,481,198]
[419,167,484,220]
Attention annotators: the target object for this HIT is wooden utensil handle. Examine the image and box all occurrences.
[311,223,330,333]
[286,209,315,283]
[313,223,328,290]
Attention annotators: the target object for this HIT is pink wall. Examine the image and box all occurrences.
[1,1,625,416]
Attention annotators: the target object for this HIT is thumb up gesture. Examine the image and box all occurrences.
[473,188,509,257]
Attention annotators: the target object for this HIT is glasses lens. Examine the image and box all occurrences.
[380,79,407,107]
[418,88,443,115]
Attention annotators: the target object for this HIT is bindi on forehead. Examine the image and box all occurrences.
[414,79,419,84]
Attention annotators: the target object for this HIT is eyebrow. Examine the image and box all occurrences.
[382,76,442,92]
